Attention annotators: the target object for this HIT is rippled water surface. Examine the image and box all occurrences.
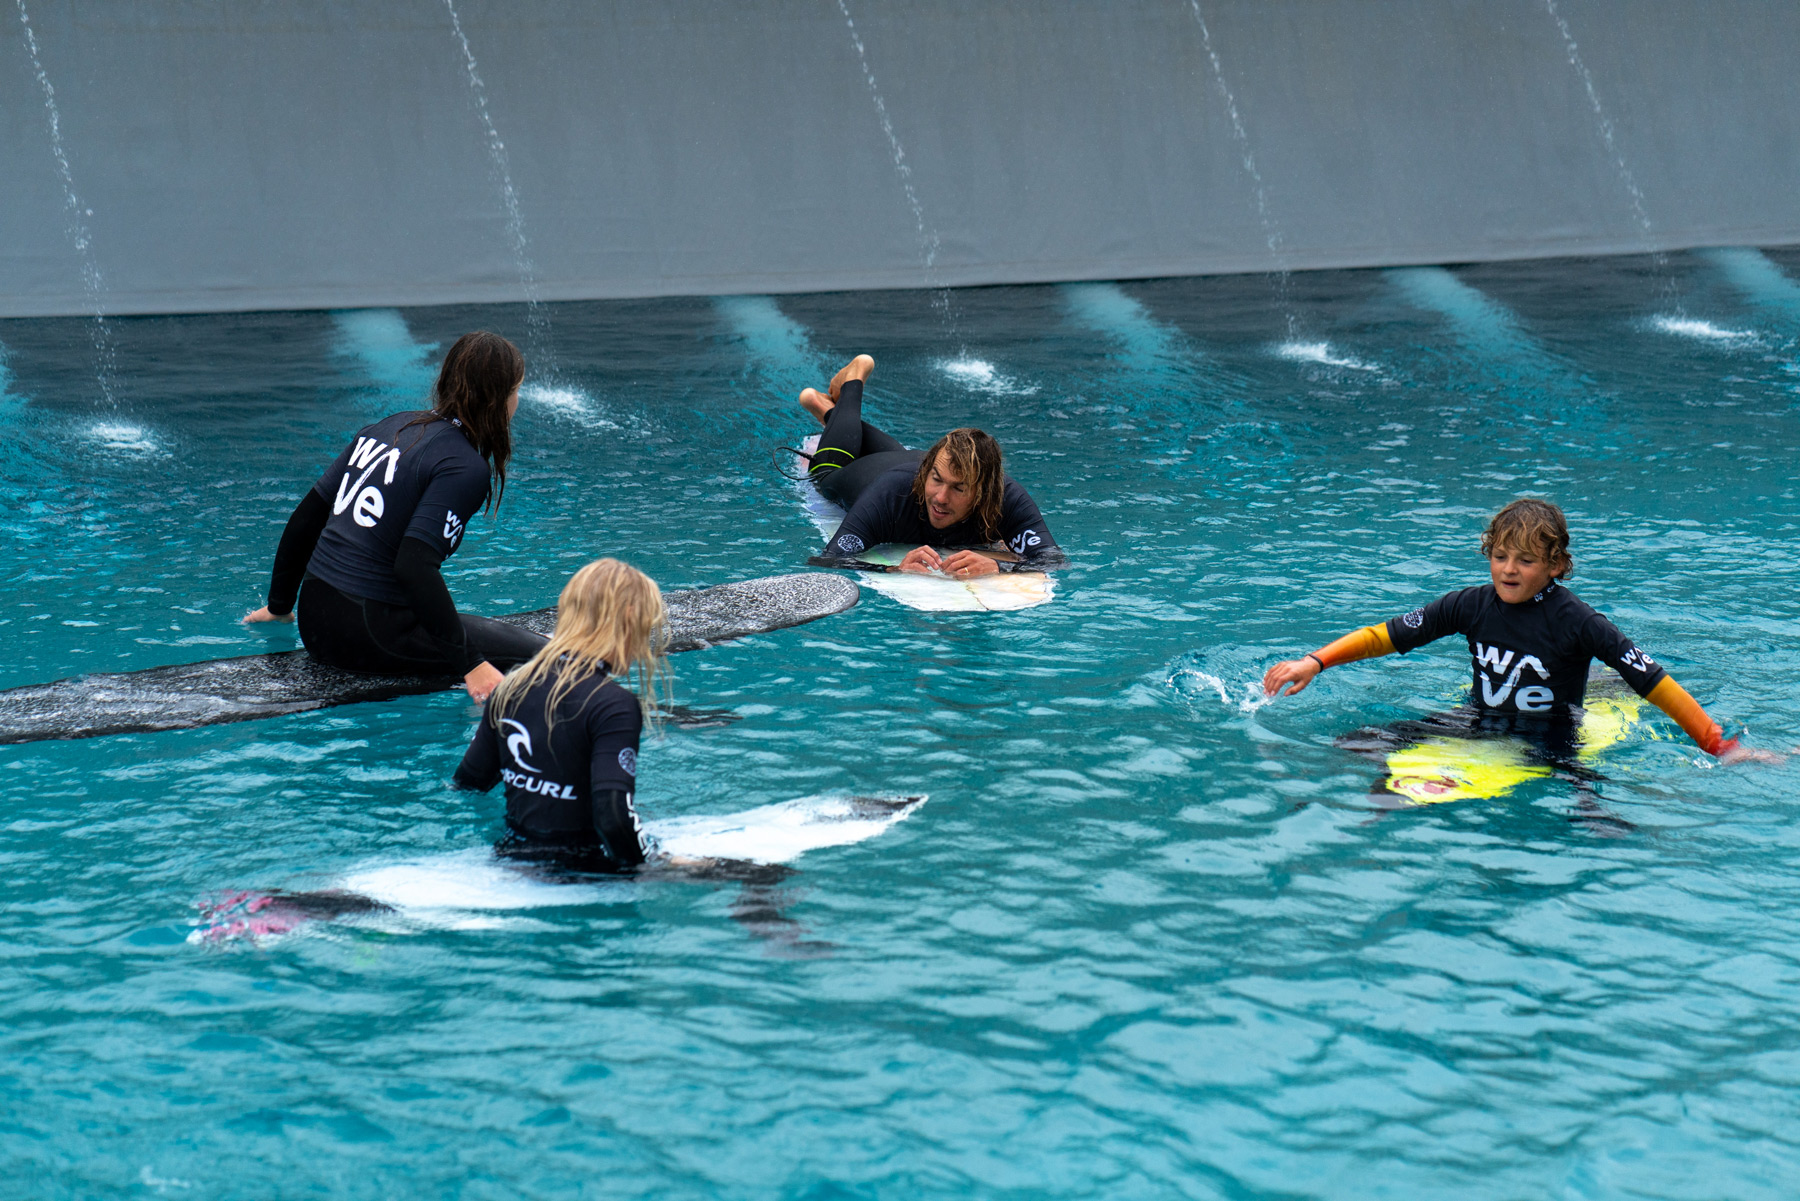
[4,252,1800,1198]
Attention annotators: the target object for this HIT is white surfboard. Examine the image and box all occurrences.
[795,436,1054,612]
[187,794,928,939]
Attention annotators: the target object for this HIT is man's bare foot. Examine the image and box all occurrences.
[827,354,874,400]
[798,387,833,425]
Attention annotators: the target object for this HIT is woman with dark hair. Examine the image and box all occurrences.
[244,331,546,701]
[800,355,1062,577]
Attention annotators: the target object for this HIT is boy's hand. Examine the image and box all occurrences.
[1717,740,1785,766]
[1262,657,1322,698]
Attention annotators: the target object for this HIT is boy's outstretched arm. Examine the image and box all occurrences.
[1645,676,1778,762]
[1262,624,1397,697]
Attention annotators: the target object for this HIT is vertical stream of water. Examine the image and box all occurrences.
[442,0,555,376]
[15,0,117,406]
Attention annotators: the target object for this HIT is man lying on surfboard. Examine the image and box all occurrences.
[799,355,1065,578]
[1259,498,1776,764]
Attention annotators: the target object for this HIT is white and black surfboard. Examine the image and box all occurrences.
[0,573,858,744]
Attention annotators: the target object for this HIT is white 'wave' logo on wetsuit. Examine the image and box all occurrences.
[1473,642,1553,711]
[502,719,539,773]
[1620,647,1656,674]
[443,510,464,548]
[835,534,865,554]
[334,436,403,528]
[1008,529,1042,554]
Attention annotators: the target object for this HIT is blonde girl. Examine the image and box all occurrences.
[454,559,669,867]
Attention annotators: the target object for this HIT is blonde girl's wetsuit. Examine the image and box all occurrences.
[805,379,1063,569]
[1306,580,1737,755]
[453,666,648,869]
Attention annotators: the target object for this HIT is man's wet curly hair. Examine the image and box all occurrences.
[1481,497,1573,578]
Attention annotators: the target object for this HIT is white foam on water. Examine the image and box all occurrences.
[86,421,161,455]
[1274,340,1378,371]
[1170,668,1272,716]
[1649,315,1756,345]
[938,357,1038,396]
[520,382,620,430]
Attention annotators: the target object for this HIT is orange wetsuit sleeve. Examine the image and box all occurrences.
[1646,676,1732,756]
[1310,624,1396,670]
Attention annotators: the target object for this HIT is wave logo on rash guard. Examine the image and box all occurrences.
[333,436,403,528]
[443,510,464,548]
[1473,642,1553,711]
[1620,647,1657,674]
[1401,609,1425,630]
[835,534,865,554]
[1008,529,1042,554]
[618,747,637,777]
[501,719,540,773]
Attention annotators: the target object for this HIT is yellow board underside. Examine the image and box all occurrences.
[1381,695,1665,805]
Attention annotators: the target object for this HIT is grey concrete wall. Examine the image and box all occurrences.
[2,0,1796,317]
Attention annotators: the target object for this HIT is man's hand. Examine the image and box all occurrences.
[899,546,942,574]
[243,606,294,625]
[464,661,504,703]
[939,550,998,579]
[1261,657,1322,698]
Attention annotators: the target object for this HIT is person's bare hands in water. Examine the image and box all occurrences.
[243,606,294,625]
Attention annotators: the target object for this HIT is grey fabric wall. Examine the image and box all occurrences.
[2,0,1796,317]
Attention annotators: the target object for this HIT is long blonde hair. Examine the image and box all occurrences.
[490,558,670,732]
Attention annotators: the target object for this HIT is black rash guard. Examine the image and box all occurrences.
[1385,580,1667,716]
[823,465,1060,567]
[304,410,489,605]
[453,668,648,868]
[805,379,1061,570]
[264,410,545,676]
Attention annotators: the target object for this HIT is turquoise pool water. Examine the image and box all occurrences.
[3,250,1799,1198]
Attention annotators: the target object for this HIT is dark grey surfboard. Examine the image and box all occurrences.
[0,573,858,744]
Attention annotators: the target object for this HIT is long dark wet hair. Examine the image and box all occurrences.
[403,331,523,512]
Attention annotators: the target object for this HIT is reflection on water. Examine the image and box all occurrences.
[2,251,1798,1197]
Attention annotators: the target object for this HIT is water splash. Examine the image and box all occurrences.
[1274,341,1379,372]
[85,421,161,456]
[1185,1,1294,332]
[519,381,620,431]
[1648,316,1756,346]
[835,0,955,338]
[15,0,117,406]
[442,0,554,374]
[938,358,1038,396]
[1170,667,1272,716]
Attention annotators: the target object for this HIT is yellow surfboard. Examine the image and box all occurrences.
[1379,690,1666,805]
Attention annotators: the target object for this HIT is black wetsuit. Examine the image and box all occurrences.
[453,667,648,869]
[264,411,544,676]
[805,380,1061,568]
[1386,580,1667,717]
